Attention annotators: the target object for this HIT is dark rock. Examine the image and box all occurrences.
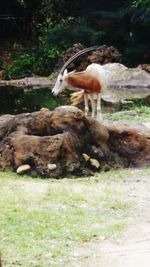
[57,44,121,72]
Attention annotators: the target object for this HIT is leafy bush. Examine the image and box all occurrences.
[4,45,59,78]
[31,45,60,76]
[40,17,104,49]
[5,53,34,79]
[4,17,105,78]
[30,17,105,75]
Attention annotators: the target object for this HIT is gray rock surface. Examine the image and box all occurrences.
[101,63,150,103]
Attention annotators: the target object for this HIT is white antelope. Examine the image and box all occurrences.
[52,47,111,120]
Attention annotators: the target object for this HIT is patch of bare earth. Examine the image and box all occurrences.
[65,172,150,267]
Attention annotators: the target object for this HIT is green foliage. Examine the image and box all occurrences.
[16,0,26,7]
[1,0,150,76]
[4,46,59,78]
[39,0,81,24]
[40,17,103,49]
[4,15,106,77]
[106,101,150,122]
[5,53,34,79]
[35,17,105,75]
[133,0,150,10]
[33,45,60,75]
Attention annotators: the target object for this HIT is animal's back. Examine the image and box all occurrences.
[86,63,110,90]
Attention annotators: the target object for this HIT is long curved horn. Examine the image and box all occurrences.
[60,46,98,74]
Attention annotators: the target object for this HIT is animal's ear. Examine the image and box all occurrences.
[64,69,68,75]
[69,69,76,75]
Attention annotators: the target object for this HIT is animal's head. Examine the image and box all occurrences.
[52,69,68,95]
[52,46,98,96]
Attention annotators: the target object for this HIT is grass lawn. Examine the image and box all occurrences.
[105,103,150,122]
[1,168,150,266]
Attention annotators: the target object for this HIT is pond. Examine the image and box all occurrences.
[0,86,59,115]
[0,85,150,116]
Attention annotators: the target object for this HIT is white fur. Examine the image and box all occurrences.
[86,63,111,91]
[52,63,112,120]
[52,69,68,95]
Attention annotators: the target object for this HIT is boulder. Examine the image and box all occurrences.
[0,106,149,177]
[57,44,121,72]
[101,63,150,105]
[105,63,150,88]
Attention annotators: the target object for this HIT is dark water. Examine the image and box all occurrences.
[0,86,59,115]
[0,85,149,115]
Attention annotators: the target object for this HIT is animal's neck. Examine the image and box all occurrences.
[67,72,101,93]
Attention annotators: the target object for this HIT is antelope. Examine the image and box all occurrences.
[52,47,111,120]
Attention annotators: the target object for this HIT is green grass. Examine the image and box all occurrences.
[0,170,134,266]
[106,104,150,122]
[1,168,150,266]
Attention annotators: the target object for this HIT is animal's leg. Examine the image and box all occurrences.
[96,93,102,120]
[84,93,89,116]
[90,94,96,118]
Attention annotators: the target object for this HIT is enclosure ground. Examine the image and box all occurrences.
[0,167,150,267]
[65,169,150,267]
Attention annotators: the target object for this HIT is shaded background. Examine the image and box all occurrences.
[0,0,150,78]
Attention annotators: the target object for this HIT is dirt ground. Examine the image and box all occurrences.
[65,171,150,267]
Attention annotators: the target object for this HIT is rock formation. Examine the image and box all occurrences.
[57,43,122,72]
[0,106,149,178]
